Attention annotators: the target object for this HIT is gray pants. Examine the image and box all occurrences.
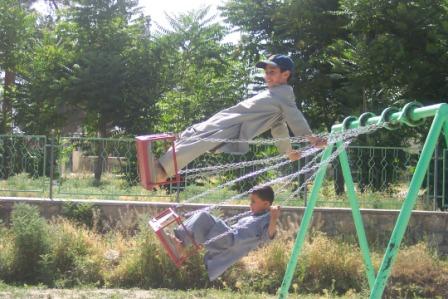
[158,126,237,177]
[174,211,232,250]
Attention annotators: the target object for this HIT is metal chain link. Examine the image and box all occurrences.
[183,147,325,218]
[201,139,354,246]
[223,139,352,217]
[178,123,382,179]
[180,123,385,246]
[179,154,287,177]
[177,123,383,146]
[286,139,353,200]
[181,145,323,207]
[182,125,381,218]
[183,123,382,214]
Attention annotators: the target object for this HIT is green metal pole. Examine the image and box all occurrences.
[369,106,448,299]
[278,143,335,299]
[443,121,448,148]
[337,143,376,288]
[443,122,448,208]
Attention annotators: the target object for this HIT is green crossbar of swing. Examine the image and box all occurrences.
[278,102,448,299]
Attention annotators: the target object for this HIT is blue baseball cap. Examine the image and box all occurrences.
[256,54,295,72]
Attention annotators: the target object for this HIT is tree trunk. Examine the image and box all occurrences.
[333,161,345,195]
[1,71,16,179]
[2,71,15,133]
[324,122,345,195]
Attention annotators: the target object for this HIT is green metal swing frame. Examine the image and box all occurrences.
[278,102,448,299]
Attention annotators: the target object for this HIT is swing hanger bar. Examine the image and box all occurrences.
[331,102,444,132]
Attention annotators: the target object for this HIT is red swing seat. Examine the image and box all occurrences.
[135,133,181,190]
[148,208,201,267]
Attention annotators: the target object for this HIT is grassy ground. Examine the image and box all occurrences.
[0,284,364,299]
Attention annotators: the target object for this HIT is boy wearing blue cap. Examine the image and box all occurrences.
[155,54,326,181]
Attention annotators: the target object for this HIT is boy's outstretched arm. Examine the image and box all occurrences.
[268,205,280,239]
[279,95,327,149]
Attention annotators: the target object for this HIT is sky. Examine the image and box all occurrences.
[140,0,239,43]
[140,0,222,27]
[33,0,240,43]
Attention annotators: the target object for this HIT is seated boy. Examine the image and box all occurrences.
[154,54,326,182]
[171,185,280,281]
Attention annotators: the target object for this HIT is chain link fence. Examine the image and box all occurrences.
[0,135,445,210]
[0,135,48,195]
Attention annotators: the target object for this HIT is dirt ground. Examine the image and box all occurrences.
[0,287,361,299]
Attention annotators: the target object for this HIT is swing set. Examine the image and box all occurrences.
[136,101,447,299]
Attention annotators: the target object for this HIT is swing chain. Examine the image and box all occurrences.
[178,123,383,146]
[199,140,354,246]
[180,154,286,177]
[178,123,384,245]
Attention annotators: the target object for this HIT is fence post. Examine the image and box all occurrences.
[49,129,55,200]
[433,140,439,210]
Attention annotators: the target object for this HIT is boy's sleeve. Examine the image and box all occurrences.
[280,97,313,137]
[271,121,292,154]
[229,225,258,247]
[230,217,273,247]
[260,221,275,243]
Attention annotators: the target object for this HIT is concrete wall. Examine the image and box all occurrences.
[1,197,447,254]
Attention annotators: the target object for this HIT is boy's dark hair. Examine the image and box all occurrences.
[251,186,275,204]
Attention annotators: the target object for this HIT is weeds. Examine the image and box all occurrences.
[0,204,446,298]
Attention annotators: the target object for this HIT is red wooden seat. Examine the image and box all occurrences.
[135,133,181,190]
[148,208,201,267]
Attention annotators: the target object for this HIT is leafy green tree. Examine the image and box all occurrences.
[154,7,251,133]
[62,0,158,136]
[13,21,77,135]
[221,0,448,194]
[222,0,353,131]
[340,0,448,106]
[52,0,165,182]
[339,0,448,202]
[0,0,36,133]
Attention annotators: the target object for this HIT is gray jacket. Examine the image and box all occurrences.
[192,84,312,154]
[204,211,272,281]
[159,84,312,176]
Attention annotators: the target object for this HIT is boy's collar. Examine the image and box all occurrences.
[252,209,270,216]
[268,83,289,89]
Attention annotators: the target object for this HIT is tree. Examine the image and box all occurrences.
[222,0,359,132]
[339,0,448,106]
[56,0,166,182]
[13,19,77,135]
[154,7,251,133]
[221,0,448,194]
[0,0,36,133]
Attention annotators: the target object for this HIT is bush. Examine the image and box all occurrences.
[297,233,366,294]
[0,210,447,298]
[386,243,448,298]
[61,202,99,229]
[40,218,104,287]
[106,219,210,289]
[9,203,50,283]
[224,234,366,295]
[222,240,290,293]
[0,221,13,281]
